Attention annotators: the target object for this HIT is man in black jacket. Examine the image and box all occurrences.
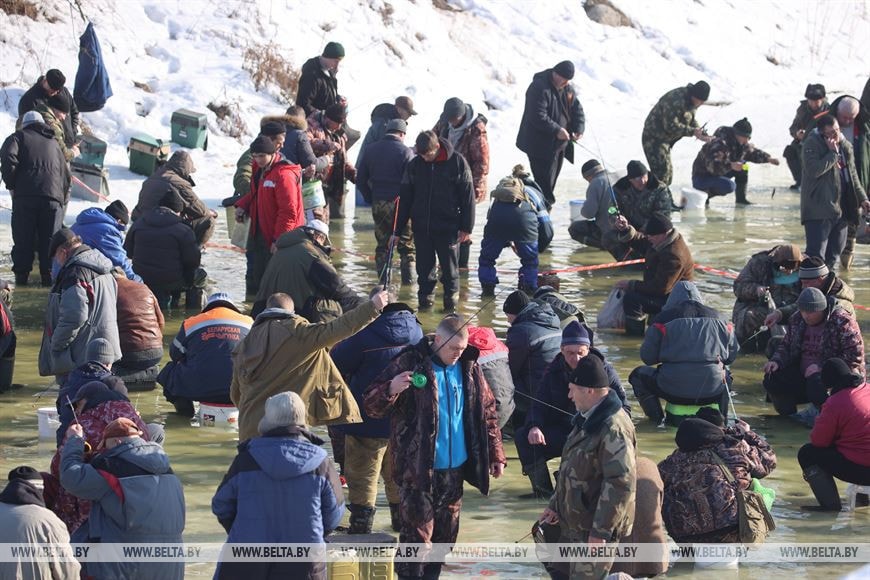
[296,42,343,117]
[17,69,79,148]
[1,111,70,286]
[392,131,475,312]
[515,60,585,207]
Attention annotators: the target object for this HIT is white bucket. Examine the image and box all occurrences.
[681,187,707,210]
[37,407,60,439]
[302,180,326,210]
[198,402,239,428]
[569,199,586,222]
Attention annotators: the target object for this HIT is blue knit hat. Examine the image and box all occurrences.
[561,320,590,346]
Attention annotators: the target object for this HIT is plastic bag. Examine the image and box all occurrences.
[596,289,626,330]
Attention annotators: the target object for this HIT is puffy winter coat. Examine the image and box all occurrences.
[364,338,506,496]
[356,102,402,162]
[125,207,201,290]
[692,125,772,179]
[133,151,211,223]
[72,207,139,281]
[523,181,554,250]
[231,302,379,441]
[483,189,538,243]
[235,153,304,247]
[532,286,586,326]
[278,114,319,170]
[505,302,562,400]
[356,133,414,203]
[580,172,616,232]
[801,128,867,225]
[516,69,585,158]
[39,246,121,376]
[60,437,184,580]
[732,247,802,330]
[115,276,164,357]
[467,326,516,430]
[0,121,70,204]
[612,173,672,230]
[330,305,423,438]
[640,282,738,401]
[296,56,339,116]
[396,138,475,237]
[619,225,694,297]
[307,111,355,201]
[434,107,490,200]
[810,383,870,467]
[158,305,252,404]
[789,99,828,140]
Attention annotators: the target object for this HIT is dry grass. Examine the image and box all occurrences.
[207,101,248,140]
[0,0,38,19]
[242,42,300,103]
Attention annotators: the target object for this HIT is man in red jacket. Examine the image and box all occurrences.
[235,135,304,297]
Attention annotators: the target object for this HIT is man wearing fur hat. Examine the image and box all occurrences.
[784,83,829,191]
[691,118,779,205]
[516,60,585,208]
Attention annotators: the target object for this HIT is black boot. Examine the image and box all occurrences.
[519,461,554,499]
[400,257,415,285]
[40,272,52,287]
[481,284,495,297]
[458,241,471,269]
[624,316,646,337]
[328,195,345,219]
[348,504,376,534]
[185,288,205,311]
[389,503,401,532]
[636,392,665,424]
[802,466,842,511]
[734,171,751,205]
[422,562,443,580]
[443,293,457,313]
[13,272,28,286]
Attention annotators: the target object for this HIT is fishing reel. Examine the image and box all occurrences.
[410,365,428,388]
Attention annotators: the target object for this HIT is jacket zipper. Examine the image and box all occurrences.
[444,366,452,467]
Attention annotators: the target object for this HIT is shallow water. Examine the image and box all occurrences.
[1,171,869,578]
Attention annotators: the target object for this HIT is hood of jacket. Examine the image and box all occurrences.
[162,151,195,183]
[23,121,57,140]
[76,381,129,412]
[263,114,307,131]
[100,438,172,475]
[275,227,318,251]
[664,281,703,309]
[367,307,421,346]
[0,480,45,507]
[467,326,503,355]
[675,418,726,452]
[75,207,124,232]
[64,245,113,276]
[140,206,186,228]
[245,434,327,481]
[514,301,561,331]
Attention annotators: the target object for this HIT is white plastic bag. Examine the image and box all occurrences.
[230,216,250,250]
[596,289,626,330]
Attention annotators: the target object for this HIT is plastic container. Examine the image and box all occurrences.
[327,533,396,580]
[198,402,239,428]
[681,187,707,210]
[70,161,110,202]
[75,134,107,167]
[37,407,60,439]
[569,199,586,222]
[128,133,170,177]
[664,401,719,426]
[170,108,208,150]
[303,180,326,210]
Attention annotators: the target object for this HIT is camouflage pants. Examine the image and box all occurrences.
[642,131,675,186]
[562,530,617,580]
[372,199,414,275]
[397,468,464,578]
[842,222,857,260]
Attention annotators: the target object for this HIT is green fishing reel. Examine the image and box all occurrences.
[411,372,428,388]
[607,206,619,215]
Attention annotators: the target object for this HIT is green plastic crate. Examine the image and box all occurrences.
[74,134,107,167]
[128,133,170,177]
[170,108,208,150]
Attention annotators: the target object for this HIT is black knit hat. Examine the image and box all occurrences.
[733,117,752,138]
[49,227,76,258]
[250,135,277,155]
[8,466,42,482]
[325,103,347,124]
[553,60,575,80]
[581,159,604,178]
[688,81,710,101]
[260,121,286,137]
[643,213,672,235]
[47,91,71,114]
[675,418,724,452]
[503,290,530,315]
[569,355,609,388]
[159,190,185,213]
[45,69,66,90]
[105,200,130,225]
[805,83,826,100]
[626,160,648,179]
[695,407,725,427]
[821,357,863,390]
[322,41,345,59]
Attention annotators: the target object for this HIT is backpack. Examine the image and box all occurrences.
[74,22,113,112]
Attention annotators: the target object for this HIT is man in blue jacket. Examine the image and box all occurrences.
[212,391,343,580]
[331,295,423,533]
[70,200,140,281]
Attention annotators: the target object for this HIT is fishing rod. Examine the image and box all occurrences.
[512,389,574,417]
[66,394,93,452]
[576,139,621,217]
[380,199,401,290]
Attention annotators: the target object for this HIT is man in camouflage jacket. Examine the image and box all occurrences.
[783,84,828,189]
[539,356,636,580]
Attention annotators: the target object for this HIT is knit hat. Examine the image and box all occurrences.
[8,466,42,482]
[695,407,725,427]
[643,213,672,235]
[250,135,277,155]
[395,96,417,116]
[86,338,115,365]
[304,219,331,244]
[260,121,286,137]
[773,244,802,266]
[626,160,648,179]
[45,69,66,90]
[821,357,863,390]
[322,41,345,59]
[105,200,130,225]
[442,97,466,120]
[48,227,76,258]
[205,292,239,312]
[797,287,827,312]
[386,119,408,134]
[159,190,185,213]
[561,320,591,346]
[581,159,604,178]
[325,103,347,124]
[688,80,710,101]
[569,355,609,388]
[733,118,752,138]
[502,290,531,315]
[99,418,143,449]
[47,91,71,114]
[553,60,575,80]
[805,83,826,100]
[258,391,307,434]
[799,256,829,279]
[71,380,111,404]
[675,417,723,452]
[20,110,43,128]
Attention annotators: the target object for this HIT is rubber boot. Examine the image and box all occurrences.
[419,294,435,310]
[422,562,443,580]
[458,240,471,269]
[0,356,14,394]
[443,293,457,313]
[481,284,496,297]
[519,461,554,499]
[185,287,205,311]
[40,272,52,287]
[802,466,842,511]
[841,253,854,272]
[389,503,401,532]
[635,392,665,424]
[328,195,345,220]
[400,257,415,285]
[348,504,376,534]
[734,171,751,205]
[624,316,647,337]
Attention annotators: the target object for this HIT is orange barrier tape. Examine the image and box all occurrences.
[540,258,645,276]
[71,175,111,203]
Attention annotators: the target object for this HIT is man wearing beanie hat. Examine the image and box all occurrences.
[297,41,344,116]
[18,68,79,153]
[235,130,304,296]
[516,60,585,207]
[503,291,561,427]
[630,281,738,425]
[306,101,357,219]
[33,91,80,161]
[691,118,779,205]
[125,190,207,312]
[731,243,803,350]
[784,83,829,190]
[569,158,616,254]
[1,102,71,286]
[517,320,628,497]
[612,212,694,335]
[540,355,636,579]
[68,200,140,282]
[356,95,417,166]
[608,159,672,256]
[764,286,865,424]
[797,357,870,511]
[159,291,253,417]
[213,390,345,578]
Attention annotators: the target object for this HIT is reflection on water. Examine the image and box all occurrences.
[1,176,869,578]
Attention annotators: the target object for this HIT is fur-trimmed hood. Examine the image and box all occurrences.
[262,114,307,131]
